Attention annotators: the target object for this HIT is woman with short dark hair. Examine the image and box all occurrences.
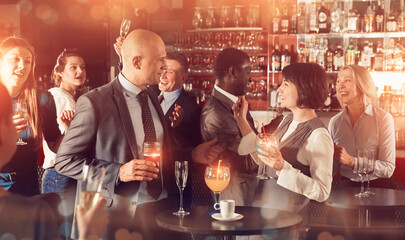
[234,63,333,213]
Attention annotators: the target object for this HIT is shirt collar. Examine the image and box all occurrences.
[160,87,182,102]
[342,104,374,117]
[118,73,142,98]
[214,85,238,103]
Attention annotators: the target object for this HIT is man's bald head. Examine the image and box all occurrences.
[121,29,167,89]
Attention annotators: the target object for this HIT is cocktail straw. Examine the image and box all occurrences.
[262,123,266,135]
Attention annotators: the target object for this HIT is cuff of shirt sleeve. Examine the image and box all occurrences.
[238,131,257,155]
[277,161,297,189]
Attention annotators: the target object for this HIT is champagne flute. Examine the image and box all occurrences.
[13,101,28,145]
[80,165,106,209]
[120,19,131,38]
[364,149,376,196]
[204,165,230,212]
[173,161,190,216]
[256,133,279,180]
[354,150,368,198]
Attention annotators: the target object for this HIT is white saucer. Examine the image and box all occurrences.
[211,213,243,221]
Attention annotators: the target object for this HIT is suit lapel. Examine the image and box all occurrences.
[164,89,185,119]
[111,79,139,158]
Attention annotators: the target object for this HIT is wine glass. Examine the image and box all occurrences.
[364,149,376,196]
[204,165,230,212]
[354,149,368,198]
[255,133,279,180]
[13,101,28,145]
[120,19,131,38]
[173,161,190,216]
[80,164,106,209]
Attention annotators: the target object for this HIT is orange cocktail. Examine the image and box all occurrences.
[205,161,230,211]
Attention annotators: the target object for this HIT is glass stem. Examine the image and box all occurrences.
[179,188,184,211]
[367,174,371,191]
[360,175,364,193]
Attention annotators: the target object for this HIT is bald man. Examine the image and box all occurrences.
[55,29,186,239]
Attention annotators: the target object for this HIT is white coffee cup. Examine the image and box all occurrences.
[220,200,235,218]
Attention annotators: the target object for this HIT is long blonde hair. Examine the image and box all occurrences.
[338,65,377,107]
[0,36,43,148]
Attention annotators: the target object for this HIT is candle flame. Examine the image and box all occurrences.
[217,160,222,180]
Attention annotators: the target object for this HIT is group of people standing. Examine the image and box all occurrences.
[0,27,396,240]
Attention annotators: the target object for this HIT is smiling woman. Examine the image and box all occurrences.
[0,36,62,197]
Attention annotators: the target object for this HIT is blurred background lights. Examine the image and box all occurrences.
[260,208,278,220]
[19,0,33,15]
[144,0,160,14]
[129,232,143,240]
[0,233,16,240]
[318,231,334,240]
[76,0,90,4]
[35,4,52,20]
[110,5,124,22]
[90,5,105,21]
[67,4,85,21]
[114,228,130,240]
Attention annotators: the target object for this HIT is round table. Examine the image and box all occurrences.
[325,187,405,227]
[156,206,303,240]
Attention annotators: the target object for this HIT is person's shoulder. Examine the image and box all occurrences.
[329,110,344,125]
[372,105,394,123]
[179,91,201,109]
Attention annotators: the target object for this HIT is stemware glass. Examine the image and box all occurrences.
[120,19,131,38]
[364,149,376,196]
[255,133,279,180]
[354,149,368,198]
[204,165,230,212]
[13,101,28,145]
[173,161,190,216]
[80,165,106,209]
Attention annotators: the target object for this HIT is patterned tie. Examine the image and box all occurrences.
[158,94,164,104]
[137,90,162,199]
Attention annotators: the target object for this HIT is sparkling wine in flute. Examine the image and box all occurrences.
[176,164,188,189]
[13,101,28,145]
[81,191,101,210]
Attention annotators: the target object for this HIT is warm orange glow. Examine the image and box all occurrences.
[90,5,105,21]
[35,4,52,20]
[145,0,160,14]
[20,0,33,15]
[67,4,84,21]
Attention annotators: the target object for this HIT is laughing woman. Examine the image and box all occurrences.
[233,63,333,215]
[0,36,63,196]
[329,65,395,188]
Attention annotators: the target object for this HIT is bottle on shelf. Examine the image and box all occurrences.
[399,6,405,32]
[347,9,360,33]
[290,4,298,34]
[386,8,398,32]
[281,44,291,70]
[379,85,392,113]
[345,38,356,66]
[360,41,372,71]
[394,41,404,71]
[330,1,344,33]
[325,39,334,72]
[309,1,318,34]
[385,39,395,71]
[281,4,290,34]
[297,42,306,63]
[273,7,281,34]
[290,44,297,63]
[374,41,385,71]
[205,7,216,29]
[318,0,330,33]
[364,1,375,33]
[316,38,326,68]
[308,36,317,63]
[333,44,345,71]
[375,0,385,32]
[297,3,306,34]
[271,44,281,72]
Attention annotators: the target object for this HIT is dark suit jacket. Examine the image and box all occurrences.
[200,88,258,206]
[55,78,176,231]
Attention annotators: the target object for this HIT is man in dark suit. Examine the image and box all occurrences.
[55,29,200,239]
[200,48,258,207]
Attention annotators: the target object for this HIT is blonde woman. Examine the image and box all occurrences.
[329,65,395,188]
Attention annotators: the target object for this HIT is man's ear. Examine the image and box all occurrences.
[228,66,236,78]
[132,56,142,69]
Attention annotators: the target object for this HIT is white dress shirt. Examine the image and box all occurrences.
[328,104,396,181]
[159,87,182,115]
[239,118,333,202]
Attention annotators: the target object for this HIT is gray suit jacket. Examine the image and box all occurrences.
[200,88,258,206]
[55,78,175,230]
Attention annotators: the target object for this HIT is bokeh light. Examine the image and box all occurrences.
[0,233,16,240]
[318,231,334,240]
[35,4,52,20]
[129,232,143,240]
[144,0,160,14]
[110,5,124,22]
[260,207,278,220]
[76,0,90,3]
[20,0,33,15]
[90,5,106,21]
[67,4,85,21]
[115,228,130,240]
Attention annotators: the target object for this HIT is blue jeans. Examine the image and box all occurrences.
[42,168,76,239]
